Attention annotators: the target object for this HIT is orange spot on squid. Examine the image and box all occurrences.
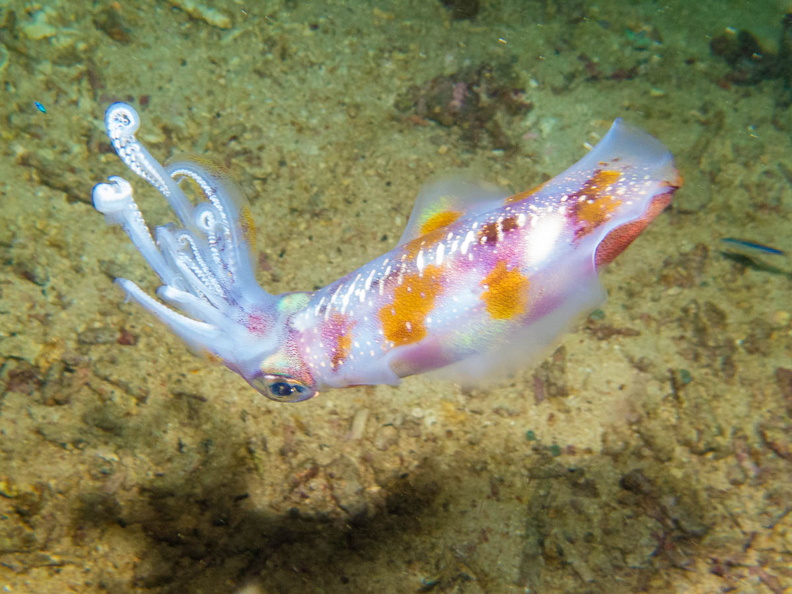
[505,180,548,205]
[480,260,530,320]
[325,314,354,371]
[379,266,442,346]
[420,210,462,235]
[572,170,623,236]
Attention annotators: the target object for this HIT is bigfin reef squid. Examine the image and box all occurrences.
[92,103,681,402]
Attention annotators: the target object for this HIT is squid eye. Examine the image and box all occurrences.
[269,382,295,397]
[250,374,317,403]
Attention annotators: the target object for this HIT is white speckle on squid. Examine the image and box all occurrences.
[460,230,474,255]
[314,295,327,316]
[435,242,445,266]
[364,268,376,291]
[380,265,392,295]
[326,284,344,319]
[340,275,359,314]
[416,249,425,274]
[329,285,343,306]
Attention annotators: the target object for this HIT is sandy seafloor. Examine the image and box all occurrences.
[1,0,791,592]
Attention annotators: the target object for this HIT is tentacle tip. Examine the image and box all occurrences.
[105,102,140,139]
[92,176,133,214]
